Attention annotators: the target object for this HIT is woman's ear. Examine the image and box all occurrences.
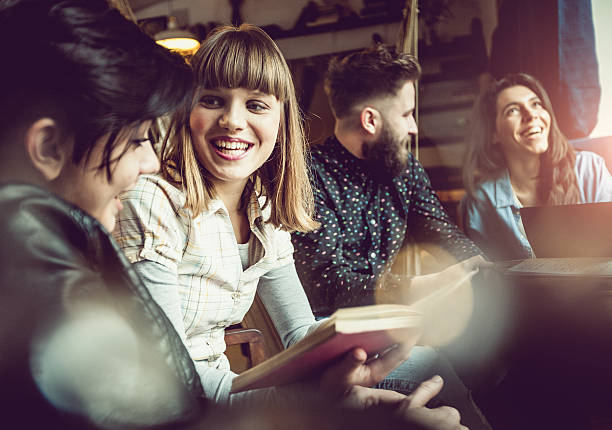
[359,107,380,136]
[492,130,501,145]
[24,118,70,181]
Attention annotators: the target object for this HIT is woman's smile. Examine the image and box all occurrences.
[210,136,254,160]
[190,87,281,187]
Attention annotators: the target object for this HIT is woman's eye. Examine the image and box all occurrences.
[199,96,223,108]
[247,101,269,112]
[505,107,519,116]
[130,138,150,149]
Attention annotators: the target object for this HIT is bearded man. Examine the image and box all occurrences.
[292,44,485,317]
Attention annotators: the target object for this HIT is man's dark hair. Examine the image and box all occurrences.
[0,0,193,176]
[324,44,421,118]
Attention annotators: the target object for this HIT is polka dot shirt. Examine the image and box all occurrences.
[292,136,481,316]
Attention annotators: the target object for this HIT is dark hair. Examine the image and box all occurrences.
[0,0,193,178]
[463,73,580,205]
[324,44,421,118]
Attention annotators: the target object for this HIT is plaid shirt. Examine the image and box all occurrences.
[114,175,294,369]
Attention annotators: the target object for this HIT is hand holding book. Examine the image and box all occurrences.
[319,342,412,398]
[231,304,423,393]
[384,255,491,306]
[232,257,488,394]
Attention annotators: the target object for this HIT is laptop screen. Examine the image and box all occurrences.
[520,202,612,258]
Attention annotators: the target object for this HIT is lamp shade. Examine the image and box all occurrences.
[155,16,200,54]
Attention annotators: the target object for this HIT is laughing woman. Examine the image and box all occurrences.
[461,73,612,261]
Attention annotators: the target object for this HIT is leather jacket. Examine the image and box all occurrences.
[0,183,205,427]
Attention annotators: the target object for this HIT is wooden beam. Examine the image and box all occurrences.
[128,0,165,13]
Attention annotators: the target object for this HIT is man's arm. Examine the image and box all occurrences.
[292,177,382,314]
[403,156,481,265]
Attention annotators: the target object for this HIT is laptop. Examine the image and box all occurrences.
[520,202,612,258]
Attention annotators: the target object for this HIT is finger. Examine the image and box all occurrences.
[430,406,466,430]
[319,348,368,395]
[343,386,407,410]
[434,405,461,424]
[346,347,368,366]
[405,375,444,408]
[365,343,412,382]
[364,387,408,404]
[397,404,466,430]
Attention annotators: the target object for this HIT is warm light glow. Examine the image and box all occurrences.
[154,16,200,55]
[156,37,200,53]
[590,0,612,137]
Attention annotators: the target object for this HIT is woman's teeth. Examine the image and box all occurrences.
[213,140,249,151]
[524,127,542,136]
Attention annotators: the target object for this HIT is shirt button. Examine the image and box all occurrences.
[231,292,240,299]
[370,252,376,258]
[370,219,376,225]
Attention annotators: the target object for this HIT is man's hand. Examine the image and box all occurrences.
[457,255,493,272]
[319,346,411,397]
[340,375,467,430]
[396,375,468,430]
[383,255,491,305]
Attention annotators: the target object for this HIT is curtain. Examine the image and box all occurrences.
[489,0,600,139]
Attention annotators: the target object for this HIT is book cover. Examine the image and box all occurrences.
[231,304,422,393]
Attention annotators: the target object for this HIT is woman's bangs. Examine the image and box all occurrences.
[201,38,289,101]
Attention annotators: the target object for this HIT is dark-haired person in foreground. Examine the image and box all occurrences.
[0,0,205,427]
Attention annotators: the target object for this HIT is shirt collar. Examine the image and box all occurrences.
[200,182,264,227]
[327,135,368,169]
[493,169,519,208]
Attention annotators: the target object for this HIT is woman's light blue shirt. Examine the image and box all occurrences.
[461,151,612,261]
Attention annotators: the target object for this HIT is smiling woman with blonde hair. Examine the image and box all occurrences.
[461,73,612,260]
[113,23,485,430]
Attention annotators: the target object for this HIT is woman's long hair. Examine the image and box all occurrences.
[161,24,318,233]
[463,73,580,205]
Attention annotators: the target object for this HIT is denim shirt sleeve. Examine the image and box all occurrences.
[461,172,534,261]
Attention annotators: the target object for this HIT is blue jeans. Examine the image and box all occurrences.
[375,345,491,430]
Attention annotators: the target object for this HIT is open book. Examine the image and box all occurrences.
[231,268,478,393]
[231,304,422,393]
[495,257,612,278]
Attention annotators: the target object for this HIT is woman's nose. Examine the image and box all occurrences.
[140,141,160,174]
[218,103,246,131]
[523,105,538,121]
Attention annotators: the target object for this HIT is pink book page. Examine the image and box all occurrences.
[236,326,421,391]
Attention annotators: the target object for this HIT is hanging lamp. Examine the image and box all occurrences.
[155,15,200,54]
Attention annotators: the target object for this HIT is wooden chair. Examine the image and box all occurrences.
[241,293,284,358]
[225,292,289,370]
[224,326,266,368]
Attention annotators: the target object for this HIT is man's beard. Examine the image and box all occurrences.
[362,125,411,180]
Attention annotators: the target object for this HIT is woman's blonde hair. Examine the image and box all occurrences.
[160,24,318,232]
[463,73,580,205]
